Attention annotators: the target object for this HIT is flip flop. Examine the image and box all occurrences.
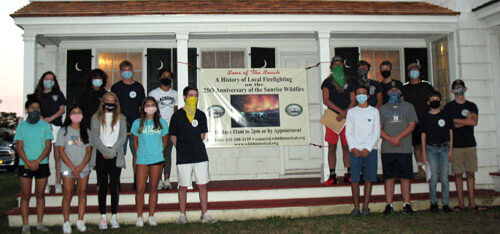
[453,206,464,210]
[470,206,487,211]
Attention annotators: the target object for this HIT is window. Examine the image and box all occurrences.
[432,38,451,104]
[201,51,245,68]
[98,51,143,90]
[360,49,401,82]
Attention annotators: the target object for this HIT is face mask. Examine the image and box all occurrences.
[453,87,466,96]
[429,100,441,109]
[160,78,172,86]
[103,103,116,112]
[331,65,345,87]
[92,79,103,88]
[27,110,40,124]
[381,70,391,79]
[185,96,198,123]
[70,114,83,123]
[144,106,157,115]
[357,68,369,77]
[356,94,368,104]
[43,80,55,89]
[409,70,420,80]
[388,91,402,104]
[122,71,133,79]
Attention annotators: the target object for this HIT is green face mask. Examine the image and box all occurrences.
[331,65,345,87]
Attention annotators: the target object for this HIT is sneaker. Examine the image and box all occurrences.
[157,181,164,190]
[350,208,361,217]
[76,220,86,232]
[442,205,452,213]
[98,214,108,230]
[44,184,50,194]
[430,204,439,213]
[324,176,338,186]
[362,207,370,216]
[136,217,144,227]
[402,203,414,215]
[177,213,188,224]
[21,225,30,234]
[62,221,72,234]
[164,180,173,190]
[110,214,120,229]
[200,213,216,223]
[147,216,157,226]
[343,173,351,183]
[55,184,63,194]
[36,223,49,232]
[383,204,393,216]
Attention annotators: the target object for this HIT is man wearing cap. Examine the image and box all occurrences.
[402,63,435,180]
[351,60,383,108]
[444,80,486,211]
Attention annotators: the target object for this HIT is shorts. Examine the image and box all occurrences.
[382,153,413,179]
[177,161,210,187]
[61,170,91,179]
[325,127,347,145]
[18,164,51,179]
[411,124,422,146]
[350,149,378,183]
[144,161,164,166]
[51,124,61,143]
[451,147,477,174]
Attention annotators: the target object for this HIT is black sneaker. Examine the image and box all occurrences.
[442,205,452,213]
[343,173,351,184]
[430,204,439,213]
[402,204,414,215]
[383,204,393,216]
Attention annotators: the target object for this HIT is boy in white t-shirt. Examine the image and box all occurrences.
[148,69,177,190]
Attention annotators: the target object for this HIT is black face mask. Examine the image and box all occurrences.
[27,110,40,124]
[160,78,172,86]
[103,103,116,112]
[357,68,369,77]
[381,70,391,79]
[429,100,441,109]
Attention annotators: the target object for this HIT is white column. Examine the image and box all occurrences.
[176,32,189,107]
[317,31,331,183]
[22,34,37,112]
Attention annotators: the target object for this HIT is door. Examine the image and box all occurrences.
[404,48,428,82]
[66,49,92,106]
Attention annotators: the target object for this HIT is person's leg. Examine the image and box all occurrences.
[384,178,395,204]
[178,186,188,214]
[61,176,75,222]
[349,152,362,210]
[129,135,137,181]
[96,155,110,215]
[327,143,337,176]
[466,172,476,208]
[54,143,62,186]
[34,177,48,223]
[382,154,396,204]
[135,164,149,217]
[19,176,33,225]
[109,166,122,215]
[439,147,450,207]
[401,179,411,204]
[452,148,465,208]
[455,175,465,207]
[427,146,439,206]
[163,138,173,181]
[148,164,163,217]
[76,175,89,220]
[363,182,373,208]
[198,184,208,215]
[362,150,377,208]
[341,145,350,172]
[193,161,211,216]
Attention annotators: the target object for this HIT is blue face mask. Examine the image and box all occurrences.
[92,79,103,87]
[409,70,420,80]
[388,91,402,104]
[122,71,133,79]
[43,80,55,89]
[356,94,368,104]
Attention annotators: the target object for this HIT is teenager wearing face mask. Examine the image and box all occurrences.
[56,106,92,233]
[402,63,435,180]
[380,61,403,104]
[90,92,128,230]
[34,71,67,194]
[79,69,108,130]
[131,97,168,227]
[148,69,178,190]
[15,94,53,234]
[351,60,383,108]
[111,60,146,190]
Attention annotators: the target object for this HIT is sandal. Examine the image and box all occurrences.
[470,206,487,211]
[453,206,464,211]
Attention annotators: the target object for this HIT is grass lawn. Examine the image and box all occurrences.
[1,172,499,233]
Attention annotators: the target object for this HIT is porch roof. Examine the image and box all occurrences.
[11,0,459,18]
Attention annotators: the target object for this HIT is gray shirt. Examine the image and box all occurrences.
[379,101,418,154]
[55,127,91,174]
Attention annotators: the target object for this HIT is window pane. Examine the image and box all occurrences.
[129,52,143,71]
[231,51,244,68]
[216,51,230,68]
[98,52,113,71]
[202,51,215,68]
[113,52,127,70]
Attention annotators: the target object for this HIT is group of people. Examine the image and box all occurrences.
[322,56,485,216]
[15,60,215,234]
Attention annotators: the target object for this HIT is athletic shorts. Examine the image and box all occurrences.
[382,153,413,179]
[177,161,210,187]
[325,127,347,145]
[451,147,477,174]
[18,164,51,179]
[350,149,378,183]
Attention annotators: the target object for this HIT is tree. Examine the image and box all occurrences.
[0,112,20,141]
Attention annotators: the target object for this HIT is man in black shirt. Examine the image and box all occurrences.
[380,61,404,104]
[352,60,383,108]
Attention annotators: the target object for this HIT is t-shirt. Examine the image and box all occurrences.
[100,113,120,147]
[41,90,67,126]
[148,87,178,125]
[381,79,404,104]
[55,127,91,175]
[379,101,418,154]
[350,79,383,107]
[345,106,381,151]
[79,88,106,129]
[169,109,209,164]
[131,118,169,165]
[402,81,434,120]
[13,120,53,165]
[111,80,146,131]
[444,100,478,148]
[321,77,354,114]
[420,111,453,145]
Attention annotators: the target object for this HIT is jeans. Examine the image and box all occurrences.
[427,145,450,206]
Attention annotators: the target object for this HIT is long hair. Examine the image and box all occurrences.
[34,71,61,101]
[138,97,162,134]
[97,92,121,132]
[62,105,90,144]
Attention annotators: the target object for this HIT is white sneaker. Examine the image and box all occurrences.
[36,223,49,232]
[55,184,63,194]
[62,221,72,234]
[98,214,108,230]
[188,184,194,190]
[164,180,173,190]
[200,213,216,223]
[135,217,144,227]
[76,220,86,232]
[110,214,120,229]
[157,181,164,190]
[21,225,30,234]
[147,216,157,226]
[44,184,50,194]
[177,213,188,224]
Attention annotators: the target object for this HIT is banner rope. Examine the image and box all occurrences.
[310,143,328,148]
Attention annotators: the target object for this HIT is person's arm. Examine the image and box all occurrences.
[367,110,381,151]
[395,122,416,142]
[376,92,383,109]
[174,106,178,111]
[201,133,206,141]
[322,88,347,118]
[381,127,401,147]
[45,105,65,123]
[170,135,177,146]
[75,145,92,175]
[453,113,478,127]
[33,140,52,170]
[16,140,34,170]
[132,135,139,155]
[421,133,428,163]
[448,129,453,162]
[58,145,77,173]
[344,110,354,152]
[111,116,128,155]
[348,91,357,110]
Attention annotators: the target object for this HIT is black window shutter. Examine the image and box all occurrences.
[251,47,275,68]
[147,48,198,92]
[66,49,92,107]
[404,48,428,82]
[334,47,359,80]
